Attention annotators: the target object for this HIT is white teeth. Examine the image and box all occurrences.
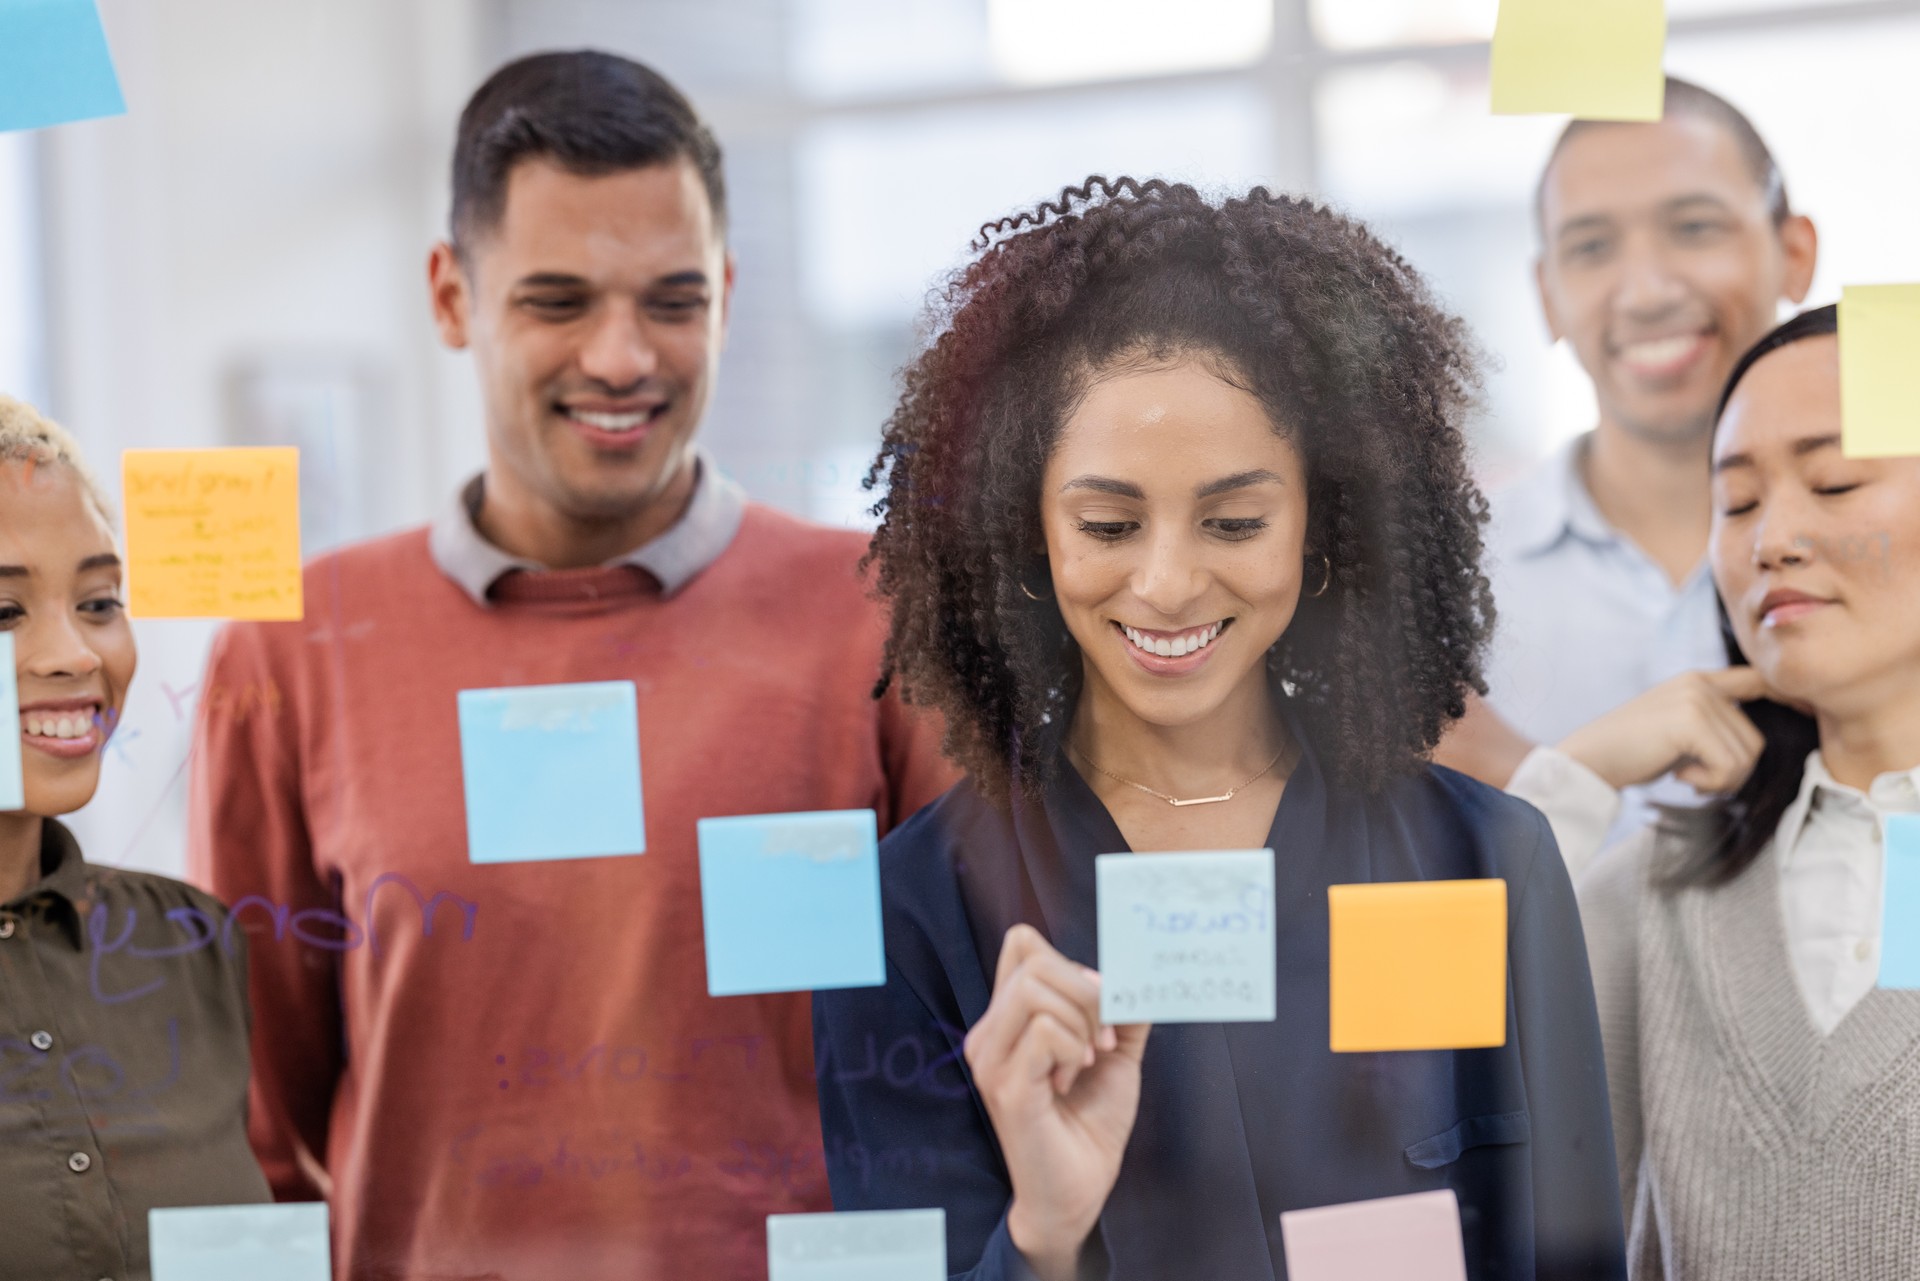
[1122,622,1224,660]
[568,408,651,432]
[21,712,93,740]
[1620,335,1702,366]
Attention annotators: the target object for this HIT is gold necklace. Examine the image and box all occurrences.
[1069,741,1289,808]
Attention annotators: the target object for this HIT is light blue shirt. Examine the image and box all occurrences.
[1482,432,1726,840]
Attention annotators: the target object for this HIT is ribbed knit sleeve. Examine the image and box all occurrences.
[1576,832,1662,1277]
[1509,808,1631,1279]
[187,618,341,1204]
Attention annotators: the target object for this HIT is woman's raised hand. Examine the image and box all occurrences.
[1557,666,1773,794]
[964,923,1150,1281]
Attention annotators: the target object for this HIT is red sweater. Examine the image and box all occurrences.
[187,504,955,1281]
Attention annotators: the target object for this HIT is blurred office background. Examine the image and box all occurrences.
[3,0,1916,874]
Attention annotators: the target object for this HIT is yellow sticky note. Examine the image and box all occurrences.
[123,448,303,620]
[1840,284,1920,460]
[1490,0,1666,122]
[1329,879,1506,1053]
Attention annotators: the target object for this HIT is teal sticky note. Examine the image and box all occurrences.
[1878,815,1920,989]
[0,0,126,134]
[0,633,21,810]
[150,1203,330,1281]
[1096,849,1277,1024]
[457,681,646,863]
[768,1208,945,1281]
[698,809,884,997]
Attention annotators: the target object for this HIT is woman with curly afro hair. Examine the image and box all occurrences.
[812,178,1626,1280]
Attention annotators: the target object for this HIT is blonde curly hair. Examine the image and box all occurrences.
[0,394,113,525]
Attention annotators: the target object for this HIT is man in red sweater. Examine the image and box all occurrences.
[188,52,956,1281]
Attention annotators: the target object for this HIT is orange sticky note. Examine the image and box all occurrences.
[123,448,303,620]
[1328,879,1506,1053]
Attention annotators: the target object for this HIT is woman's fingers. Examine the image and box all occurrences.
[969,924,1106,1088]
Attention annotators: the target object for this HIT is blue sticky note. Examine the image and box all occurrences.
[698,809,884,997]
[150,1203,330,1281]
[1096,849,1277,1024]
[457,681,646,863]
[1878,815,1920,989]
[0,0,126,134]
[768,1209,945,1281]
[0,633,21,811]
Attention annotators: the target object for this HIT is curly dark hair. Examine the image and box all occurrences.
[864,176,1493,799]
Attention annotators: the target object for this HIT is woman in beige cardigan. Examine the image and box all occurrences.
[1576,304,1920,1278]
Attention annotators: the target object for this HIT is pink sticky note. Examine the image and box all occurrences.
[1279,1189,1467,1281]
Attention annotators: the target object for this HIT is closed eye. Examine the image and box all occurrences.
[1075,519,1135,541]
[1207,518,1268,541]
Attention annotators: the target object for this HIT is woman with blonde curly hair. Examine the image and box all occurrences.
[0,396,267,1280]
[812,179,1626,1279]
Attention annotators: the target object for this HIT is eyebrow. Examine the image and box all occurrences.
[1712,434,1843,475]
[513,270,711,290]
[79,553,121,572]
[1059,469,1286,500]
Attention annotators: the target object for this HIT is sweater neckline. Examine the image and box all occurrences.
[1706,838,1920,1132]
[486,564,658,605]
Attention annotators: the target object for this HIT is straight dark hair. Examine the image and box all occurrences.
[449,50,726,255]
[1660,304,1836,889]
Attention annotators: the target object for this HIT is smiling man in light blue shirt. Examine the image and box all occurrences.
[1438,78,1818,862]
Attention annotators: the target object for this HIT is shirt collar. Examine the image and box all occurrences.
[429,452,746,607]
[1,819,88,949]
[1776,749,1920,865]
[1499,432,1619,558]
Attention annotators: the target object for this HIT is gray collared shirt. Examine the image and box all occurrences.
[1482,431,1726,843]
[428,453,747,606]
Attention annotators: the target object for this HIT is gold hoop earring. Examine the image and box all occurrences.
[1308,552,1333,599]
[1019,559,1053,602]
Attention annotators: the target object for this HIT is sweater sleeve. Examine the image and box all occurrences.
[1575,833,1661,1276]
[876,687,961,833]
[1509,808,1630,1279]
[186,621,342,1203]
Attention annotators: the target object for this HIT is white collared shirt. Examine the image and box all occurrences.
[1773,751,1920,1035]
[1482,432,1726,846]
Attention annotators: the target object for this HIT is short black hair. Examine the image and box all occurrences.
[1535,76,1790,237]
[449,50,726,254]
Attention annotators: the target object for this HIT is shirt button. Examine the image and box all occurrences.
[28,1030,52,1051]
[68,1152,91,1173]
[1856,939,1875,962]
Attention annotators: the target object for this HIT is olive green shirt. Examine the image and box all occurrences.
[0,820,269,1281]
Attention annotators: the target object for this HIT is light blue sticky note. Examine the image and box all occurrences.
[0,0,126,134]
[768,1208,945,1281]
[698,809,884,997]
[0,633,21,811]
[1096,849,1277,1024]
[457,681,646,863]
[1878,815,1920,989]
[150,1203,330,1281]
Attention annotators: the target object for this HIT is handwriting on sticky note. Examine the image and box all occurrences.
[149,1203,330,1281]
[698,809,885,997]
[767,1208,946,1281]
[0,0,126,134]
[1490,0,1665,122]
[1840,284,1920,460]
[0,633,20,810]
[122,448,303,620]
[1329,879,1506,1052]
[458,681,646,863]
[1878,815,1920,989]
[1280,1190,1468,1281]
[1095,849,1276,1024]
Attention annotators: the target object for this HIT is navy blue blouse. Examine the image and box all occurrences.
[812,729,1627,1280]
